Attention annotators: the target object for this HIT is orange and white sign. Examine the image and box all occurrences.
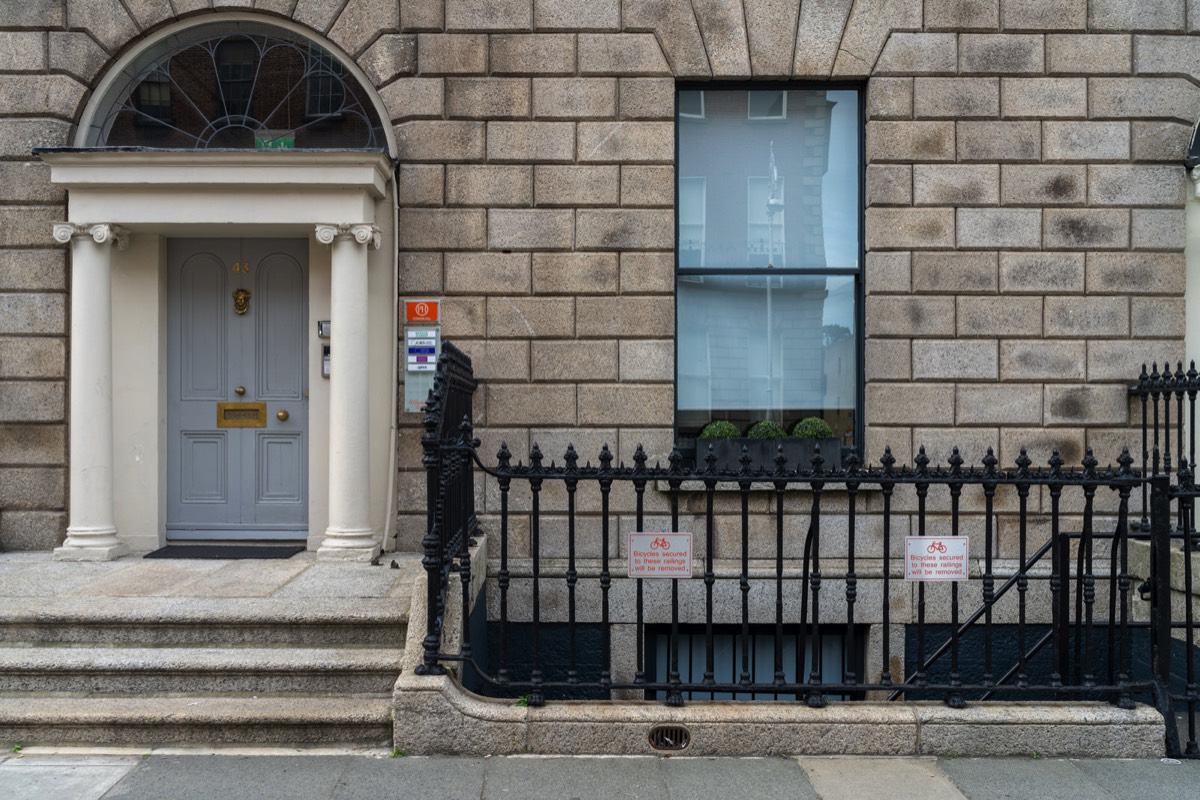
[905,536,970,582]
[628,533,693,578]
[405,299,440,323]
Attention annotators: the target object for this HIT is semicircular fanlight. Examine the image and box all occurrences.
[88,21,386,150]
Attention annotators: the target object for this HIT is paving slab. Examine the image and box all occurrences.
[481,755,667,800]
[97,755,351,800]
[67,561,225,597]
[8,755,142,766]
[0,757,137,800]
[270,563,407,599]
[662,756,817,800]
[331,756,486,800]
[0,562,131,597]
[1070,757,1200,800]
[166,559,312,598]
[937,757,1110,800]
[799,756,967,800]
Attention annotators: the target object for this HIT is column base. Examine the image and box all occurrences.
[54,542,129,562]
[318,527,381,562]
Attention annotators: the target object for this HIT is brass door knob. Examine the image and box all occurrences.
[234,386,246,396]
[276,410,289,421]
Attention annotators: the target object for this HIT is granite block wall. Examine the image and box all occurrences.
[1,1,1197,567]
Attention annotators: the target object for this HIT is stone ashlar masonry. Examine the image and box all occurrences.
[0,0,1199,566]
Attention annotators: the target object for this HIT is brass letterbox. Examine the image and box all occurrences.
[216,402,267,428]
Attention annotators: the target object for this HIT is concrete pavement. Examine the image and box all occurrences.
[1,748,1197,800]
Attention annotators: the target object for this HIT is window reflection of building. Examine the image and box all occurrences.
[215,38,255,118]
[133,71,172,125]
[678,177,706,268]
[678,90,705,119]
[747,176,784,267]
[675,88,860,451]
[306,46,346,118]
[747,89,786,120]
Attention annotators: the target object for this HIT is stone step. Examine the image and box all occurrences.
[0,647,404,694]
[0,695,393,746]
[0,597,408,647]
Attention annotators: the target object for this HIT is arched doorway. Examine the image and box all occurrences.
[43,15,399,561]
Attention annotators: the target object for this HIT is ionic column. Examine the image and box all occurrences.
[315,223,382,561]
[53,222,128,561]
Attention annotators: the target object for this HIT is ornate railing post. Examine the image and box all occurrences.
[415,343,478,677]
[416,379,447,676]
[1151,473,1182,756]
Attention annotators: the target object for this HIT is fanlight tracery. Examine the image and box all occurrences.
[87,21,385,150]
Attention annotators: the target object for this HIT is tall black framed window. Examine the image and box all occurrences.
[675,85,863,454]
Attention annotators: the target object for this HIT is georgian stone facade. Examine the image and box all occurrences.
[0,0,1196,555]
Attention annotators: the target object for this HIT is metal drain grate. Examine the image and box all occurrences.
[648,724,690,751]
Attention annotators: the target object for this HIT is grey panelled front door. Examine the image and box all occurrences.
[167,239,308,540]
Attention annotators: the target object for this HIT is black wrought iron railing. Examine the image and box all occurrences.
[1130,361,1200,756]
[416,342,477,677]
[417,347,1200,758]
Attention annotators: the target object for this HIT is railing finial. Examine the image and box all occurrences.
[948,446,963,476]
[880,446,896,476]
[599,443,613,472]
[1048,448,1063,477]
[915,445,930,476]
[982,447,998,477]
[1015,447,1031,477]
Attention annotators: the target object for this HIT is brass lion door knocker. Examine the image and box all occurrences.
[233,288,252,315]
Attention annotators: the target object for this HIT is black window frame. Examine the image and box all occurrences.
[673,81,866,460]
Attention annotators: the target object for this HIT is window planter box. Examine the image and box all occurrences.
[696,437,842,474]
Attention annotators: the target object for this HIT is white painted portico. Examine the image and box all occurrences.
[44,150,398,560]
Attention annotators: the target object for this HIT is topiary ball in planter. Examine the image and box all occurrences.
[696,418,843,473]
[787,416,841,471]
[791,417,834,439]
[746,420,787,439]
[699,420,740,440]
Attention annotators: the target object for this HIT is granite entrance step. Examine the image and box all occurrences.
[0,551,422,747]
[0,646,403,693]
[0,696,393,745]
[0,597,408,647]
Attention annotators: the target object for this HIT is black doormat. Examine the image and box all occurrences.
[143,545,306,560]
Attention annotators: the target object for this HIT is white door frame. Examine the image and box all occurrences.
[43,150,397,560]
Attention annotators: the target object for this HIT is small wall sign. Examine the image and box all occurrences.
[628,533,693,578]
[905,536,970,582]
[406,300,439,323]
[403,299,441,413]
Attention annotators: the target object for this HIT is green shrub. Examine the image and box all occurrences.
[746,420,788,439]
[791,417,834,439]
[699,420,740,439]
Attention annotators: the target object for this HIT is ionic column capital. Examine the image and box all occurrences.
[52,222,129,250]
[315,223,382,250]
